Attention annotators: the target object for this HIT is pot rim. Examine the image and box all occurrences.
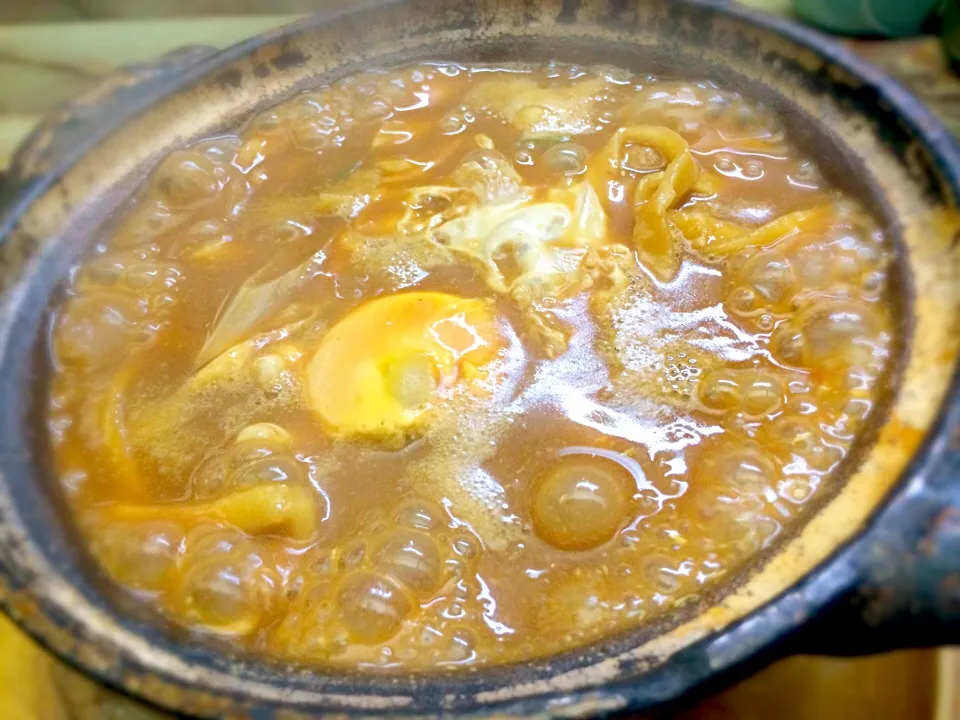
[0,1,958,717]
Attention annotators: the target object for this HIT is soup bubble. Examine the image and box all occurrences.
[337,572,413,644]
[230,456,303,489]
[543,143,589,176]
[395,500,444,531]
[772,300,883,369]
[719,448,777,495]
[743,252,794,304]
[154,152,221,209]
[55,291,146,366]
[236,423,292,447]
[289,119,337,151]
[178,557,262,634]
[741,372,783,417]
[532,453,631,551]
[373,530,443,596]
[698,368,742,412]
[96,521,183,592]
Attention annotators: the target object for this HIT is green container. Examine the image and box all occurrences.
[941,0,960,68]
[794,0,938,37]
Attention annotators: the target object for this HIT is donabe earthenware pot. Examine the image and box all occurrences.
[0,1,958,717]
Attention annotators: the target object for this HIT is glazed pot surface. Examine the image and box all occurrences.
[0,1,958,717]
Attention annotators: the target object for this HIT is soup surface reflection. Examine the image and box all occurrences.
[46,63,896,669]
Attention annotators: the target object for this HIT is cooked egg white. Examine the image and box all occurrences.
[306,292,503,441]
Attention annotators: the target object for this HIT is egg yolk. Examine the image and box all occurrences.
[307,292,503,440]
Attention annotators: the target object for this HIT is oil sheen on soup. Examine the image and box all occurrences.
[46,63,896,669]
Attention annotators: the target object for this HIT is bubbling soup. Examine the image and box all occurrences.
[46,62,896,669]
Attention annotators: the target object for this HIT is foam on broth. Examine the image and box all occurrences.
[45,62,896,669]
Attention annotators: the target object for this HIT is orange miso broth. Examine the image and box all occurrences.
[45,62,897,669]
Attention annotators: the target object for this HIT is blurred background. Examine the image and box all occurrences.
[0,0,958,717]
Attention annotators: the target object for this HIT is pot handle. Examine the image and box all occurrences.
[790,405,960,654]
[2,45,219,196]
